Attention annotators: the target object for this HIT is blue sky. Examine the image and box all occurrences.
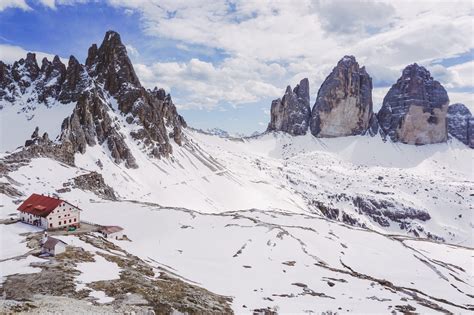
[1,0,473,135]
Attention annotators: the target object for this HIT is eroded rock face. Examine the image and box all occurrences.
[378,64,449,145]
[0,30,187,167]
[310,56,374,137]
[447,103,473,148]
[267,78,311,136]
[72,172,117,200]
[60,90,137,168]
[84,31,186,158]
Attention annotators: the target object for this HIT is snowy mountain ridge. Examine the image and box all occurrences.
[0,31,472,314]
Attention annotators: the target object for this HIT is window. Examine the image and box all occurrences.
[69,219,71,223]
[58,221,61,226]
[58,216,61,218]
[64,220,66,224]
[73,218,76,222]
[50,223,53,228]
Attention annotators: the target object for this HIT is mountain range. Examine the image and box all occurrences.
[0,31,472,314]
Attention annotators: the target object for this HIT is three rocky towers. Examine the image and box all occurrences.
[267,55,473,148]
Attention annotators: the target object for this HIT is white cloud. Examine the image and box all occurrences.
[447,92,474,111]
[104,0,473,109]
[2,0,472,112]
[429,61,474,89]
[0,44,67,65]
[316,0,396,36]
[38,0,56,9]
[125,44,139,58]
[0,0,30,11]
[135,57,282,109]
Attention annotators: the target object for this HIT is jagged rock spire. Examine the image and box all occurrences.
[310,55,374,137]
[267,78,311,136]
[86,30,141,95]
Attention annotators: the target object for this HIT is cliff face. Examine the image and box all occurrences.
[0,30,187,167]
[267,78,311,136]
[377,64,449,145]
[447,103,473,148]
[310,56,375,137]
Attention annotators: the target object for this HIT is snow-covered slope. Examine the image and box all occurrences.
[1,124,472,313]
[37,123,469,246]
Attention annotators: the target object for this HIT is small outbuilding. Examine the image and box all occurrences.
[99,226,124,240]
[41,236,67,256]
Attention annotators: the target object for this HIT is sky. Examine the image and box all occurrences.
[0,0,473,135]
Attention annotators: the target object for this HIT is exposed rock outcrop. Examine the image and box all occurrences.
[267,78,311,135]
[24,127,51,147]
[72,172,117,200]
[60,90,138,168]
[58,56,91,103]
[83,30,186,158]
[377,64,449,145]
[0,30,187,167]
[310,56,375,137]
[447,103,473,148]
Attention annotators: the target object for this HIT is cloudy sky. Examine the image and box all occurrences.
[1,0,473,134]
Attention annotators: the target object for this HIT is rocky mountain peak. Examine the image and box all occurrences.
[377,63,449,145]
[310,55,374,137]
[86,30,141,95]
[24,53,40,79]
[447,103,473,148]
[293,77,310,107]
[267,78,311,136]
[0,30,187,167]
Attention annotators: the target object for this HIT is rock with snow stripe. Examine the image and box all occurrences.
[377,63,449,145]
[310,55,375,137]
[447,103,473,148]
[267,78,311,136]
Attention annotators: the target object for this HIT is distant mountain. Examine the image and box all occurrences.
[205,128,231,138]
[267,56,470,148]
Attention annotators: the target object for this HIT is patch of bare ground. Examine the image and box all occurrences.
[0,231,233,314]
[85,237,233,314]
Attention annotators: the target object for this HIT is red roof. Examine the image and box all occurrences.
[17,194,63,217]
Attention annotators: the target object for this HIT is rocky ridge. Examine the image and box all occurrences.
[0,30,187,168]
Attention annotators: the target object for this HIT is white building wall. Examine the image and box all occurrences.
[54,243,66,255]
[46,202,81,229]
[19,212,46,228]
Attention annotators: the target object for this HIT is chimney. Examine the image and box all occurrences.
[42,231,48,244]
